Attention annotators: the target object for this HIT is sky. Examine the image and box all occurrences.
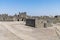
[0,0,60,16]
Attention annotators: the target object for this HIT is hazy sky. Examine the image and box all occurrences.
[0,0,60,16]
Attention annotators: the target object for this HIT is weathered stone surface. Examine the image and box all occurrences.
[26,19,35,27]
[26,19,52,28]
[0,12,27,21]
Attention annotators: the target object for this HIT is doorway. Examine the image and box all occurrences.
[22,19,23,21]
[17,19,19,21]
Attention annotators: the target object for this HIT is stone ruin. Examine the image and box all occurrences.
[53,15,60,24]
[13,12,27,21]
[0,12,60,28]
[26,16,54,28]
[26,19,35,27]
[25,15,60,28]
[0,12,27,21]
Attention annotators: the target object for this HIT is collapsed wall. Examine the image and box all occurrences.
[0,12,27,21]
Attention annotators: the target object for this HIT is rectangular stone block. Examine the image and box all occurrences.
[26,19,35,27]
[26,19,52,28]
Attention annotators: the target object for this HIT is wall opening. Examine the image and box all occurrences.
[17,19,19,21]
[44,23,47,28]
[22,19,23,21]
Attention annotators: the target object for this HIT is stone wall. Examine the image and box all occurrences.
[26,18,52,28]
[35,19,46,28]
[13,12,27,21]
[26,19,35,27]
[0,12,27,21]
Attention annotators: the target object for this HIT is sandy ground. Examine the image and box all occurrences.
[0,21,60,40]
[0,22,23,40]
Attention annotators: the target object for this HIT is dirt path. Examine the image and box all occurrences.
[0,22,23,40]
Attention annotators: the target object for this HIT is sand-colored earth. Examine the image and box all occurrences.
[0,21,60,40]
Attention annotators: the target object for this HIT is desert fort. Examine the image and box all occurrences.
[0,12,60,40]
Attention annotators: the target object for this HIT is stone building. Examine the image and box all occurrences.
[0,14,9,21]
[14,12,27,21]
[26,17,53,28]
[35,18,52,28]
[0,12,27,21]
